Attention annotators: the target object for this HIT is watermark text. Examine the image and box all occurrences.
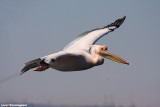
[1,104,27,107]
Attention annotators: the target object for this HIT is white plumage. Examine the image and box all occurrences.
[20,16,128,75]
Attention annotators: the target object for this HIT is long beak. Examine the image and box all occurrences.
[98,51,129,65]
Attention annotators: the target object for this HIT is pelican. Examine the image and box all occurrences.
[20,16,129,75]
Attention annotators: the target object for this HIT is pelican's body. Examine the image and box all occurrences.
[48,51,95,71]
[21,16,129,75]
[44,48,103,71]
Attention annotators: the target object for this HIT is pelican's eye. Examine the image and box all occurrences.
[100,46,107,51]
[100,47,104,51]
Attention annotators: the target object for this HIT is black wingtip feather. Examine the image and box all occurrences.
[106,16,126,28]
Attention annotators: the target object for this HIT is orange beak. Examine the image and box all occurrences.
[98,50,129,65]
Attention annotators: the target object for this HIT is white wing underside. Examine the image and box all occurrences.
[63,16,126,52]
[63,27,114,52]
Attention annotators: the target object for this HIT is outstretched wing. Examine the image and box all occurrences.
[63,16,126,52]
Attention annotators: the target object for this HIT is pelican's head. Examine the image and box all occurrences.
[91,45,129,65]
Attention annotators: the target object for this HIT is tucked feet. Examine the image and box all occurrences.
[34,65,49,71]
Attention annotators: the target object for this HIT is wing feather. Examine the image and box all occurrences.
[63,16,126,52]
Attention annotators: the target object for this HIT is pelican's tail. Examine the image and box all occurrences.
[20,58,49,75]
[20,58,41,75]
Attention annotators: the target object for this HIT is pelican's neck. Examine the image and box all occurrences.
[91,47,104,65]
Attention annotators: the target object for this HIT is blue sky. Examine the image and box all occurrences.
[0,0,160,107]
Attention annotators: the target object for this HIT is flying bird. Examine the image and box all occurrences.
[20,16,129,75]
